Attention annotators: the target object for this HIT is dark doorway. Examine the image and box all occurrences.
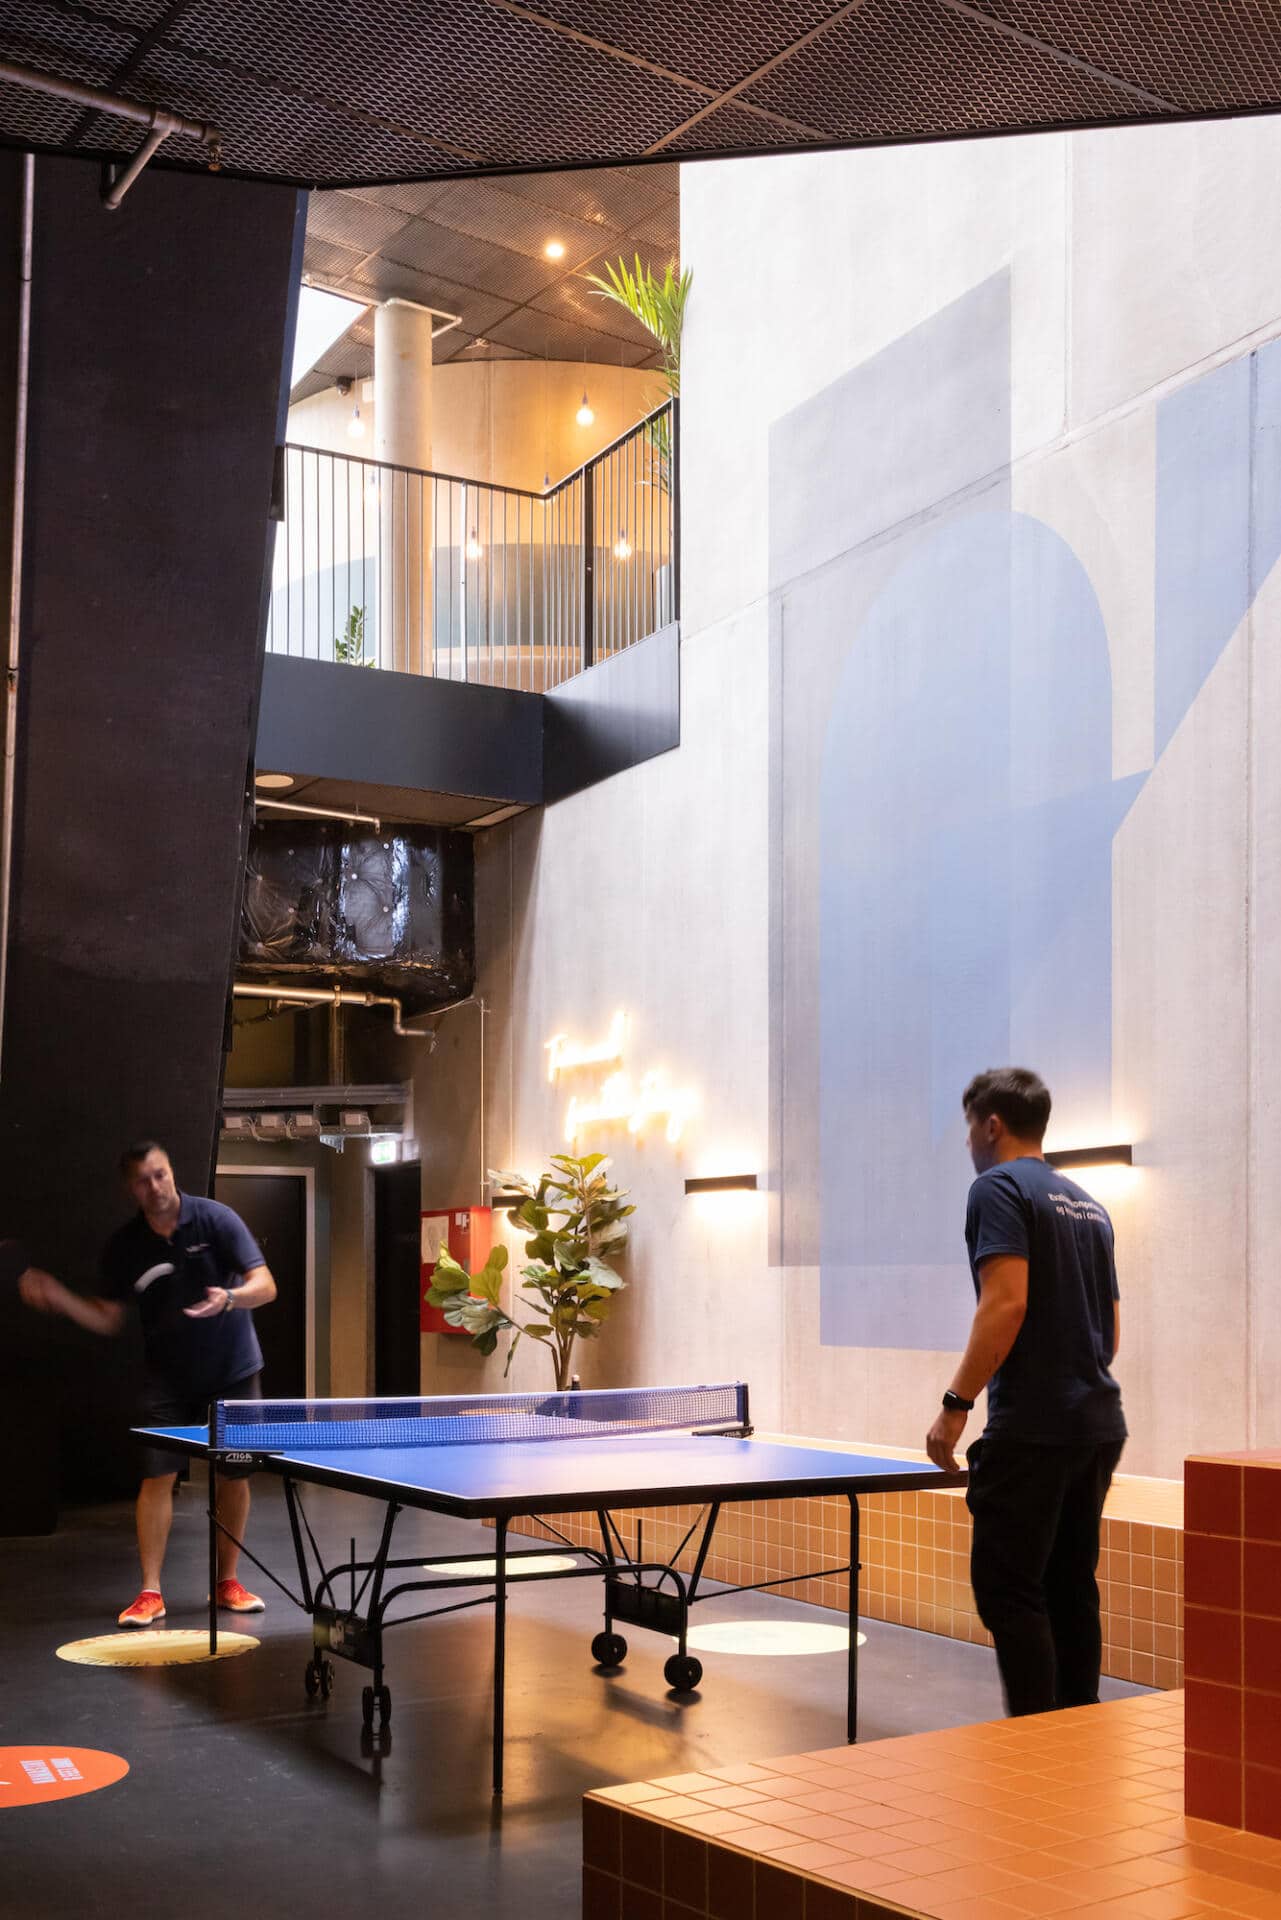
[374,1161,422,1397]
[214,1171,309,1398]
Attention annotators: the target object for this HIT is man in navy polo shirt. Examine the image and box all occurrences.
[20,1140,277,1626]
[924,1068,1127,1717]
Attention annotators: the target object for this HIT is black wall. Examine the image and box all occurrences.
[0,154,304,1522]
[256,621,681,810]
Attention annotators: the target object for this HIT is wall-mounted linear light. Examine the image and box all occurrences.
[684,1174,759,1195]
[1044,1145,1133,1171]
[490,1191,526,1210]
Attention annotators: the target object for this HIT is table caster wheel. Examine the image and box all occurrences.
[304,1660,320,1699]
[591,1631,628,1668]
[664,1653,703,1693]
[319,1658,334,1700]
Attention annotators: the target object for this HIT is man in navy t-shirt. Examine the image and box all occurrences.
[925,1068,1126,1716]
[20,1141,277,1627]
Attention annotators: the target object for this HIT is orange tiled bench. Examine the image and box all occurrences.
[508,1440,1184,1689]
[1185,1449,1281,1836]
[584,1691,1281,1920]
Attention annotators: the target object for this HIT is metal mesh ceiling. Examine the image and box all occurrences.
[297,162,679,385]
[1,1,1279,189]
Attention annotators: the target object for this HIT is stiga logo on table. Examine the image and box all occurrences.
[0,1747,129,1808]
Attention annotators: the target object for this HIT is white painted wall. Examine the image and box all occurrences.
[414,116,1281,1478]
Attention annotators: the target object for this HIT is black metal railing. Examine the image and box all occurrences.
[266,401,676,691]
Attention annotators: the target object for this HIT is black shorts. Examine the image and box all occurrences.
[136,1371,262,1480]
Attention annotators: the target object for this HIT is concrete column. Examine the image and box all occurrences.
[374,298,434,674]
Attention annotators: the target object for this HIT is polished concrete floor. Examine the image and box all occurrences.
[0,1476,1146,1918]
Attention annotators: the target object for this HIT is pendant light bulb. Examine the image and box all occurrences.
[576,391,594,427]
[465,530,483,562]
[613,527,632,561]
[348,404,365,440]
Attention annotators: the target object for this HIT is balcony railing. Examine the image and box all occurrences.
[267,401,677,692]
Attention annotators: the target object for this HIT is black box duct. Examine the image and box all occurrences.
[240,821,474,1012]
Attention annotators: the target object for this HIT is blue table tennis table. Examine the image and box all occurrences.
[138,1381,965,1792]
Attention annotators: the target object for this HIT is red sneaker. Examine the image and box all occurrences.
[118,1589,166,1627]
[214,1577,264,1613]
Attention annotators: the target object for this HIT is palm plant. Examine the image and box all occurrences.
[585,255,691,490]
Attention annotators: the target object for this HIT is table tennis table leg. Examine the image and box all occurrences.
[492,1518,507,1795]
[847,1494,860,1741]
[207,1455,218,1658]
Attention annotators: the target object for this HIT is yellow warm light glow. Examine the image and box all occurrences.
[545,1011,628,1081]
[576,392,595,427]
[1061,1163,1138,1204]
[544,239,566,259]
[421,1554,578,1579]
[565,1069,697,1146]
[465,531,484,561]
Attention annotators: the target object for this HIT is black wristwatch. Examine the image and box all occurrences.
[942,1389,974,1413]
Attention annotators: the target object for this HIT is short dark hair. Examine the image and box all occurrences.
[119,1139,168,1174]
[962,1068,1051,1141]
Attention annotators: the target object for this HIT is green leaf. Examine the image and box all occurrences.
[473,1328,499,1356]
[488,1167,534,1197]
[429,1246,470,1294]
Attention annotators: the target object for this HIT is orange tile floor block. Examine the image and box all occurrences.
[584,1692,1281,1919]
[1184,1450,1281,1838]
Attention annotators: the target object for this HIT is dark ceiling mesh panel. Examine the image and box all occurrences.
[496,166,675,232]
[969,1,1281,112]
[0,73,81,145]
[130,40,463,180]
[3,1,138,76]
[382,216,566,303]
[517,0,856,93]
[743,0,1151,138]
[298,232,368,282]
[419,179,622,267]
[486,303,651,363]
[530,272,661,352]
[165,0,703,172]
[1,0,1278,186]
[306,190,411,252]
[659,102,822,157]
[93,0,180,28]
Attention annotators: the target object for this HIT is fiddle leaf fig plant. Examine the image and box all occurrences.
[424,1152,633,1387]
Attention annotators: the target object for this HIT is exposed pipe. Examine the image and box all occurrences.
[255,796,382,831]
[0,154,33,1082]
[0,61,222,208]
[423,993,489,1201]
[233,980,426,1039]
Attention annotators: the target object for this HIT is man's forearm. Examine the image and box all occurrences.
[950,1298,1025,1403]
[45,1277,122,1335]
[228,1266,276,1311]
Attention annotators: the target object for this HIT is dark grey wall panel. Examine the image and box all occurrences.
[0,153,303,1516]
[257,654,544,806]
[543,623,680,803]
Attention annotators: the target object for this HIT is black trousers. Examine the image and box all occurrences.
[966,1432,1124,1718]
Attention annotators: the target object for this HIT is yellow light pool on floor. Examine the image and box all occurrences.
[56,1630,259,1667]
[420,1554,580,1579]
[678,1620,866,1657]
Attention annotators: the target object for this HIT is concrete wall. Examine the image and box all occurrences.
[414,117,1281,1480]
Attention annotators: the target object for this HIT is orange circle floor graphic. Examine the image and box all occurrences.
[55,1629,259,1668]
[0,1747,129,1809]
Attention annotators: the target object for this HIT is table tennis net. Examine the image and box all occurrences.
[212,1382,749,1452]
